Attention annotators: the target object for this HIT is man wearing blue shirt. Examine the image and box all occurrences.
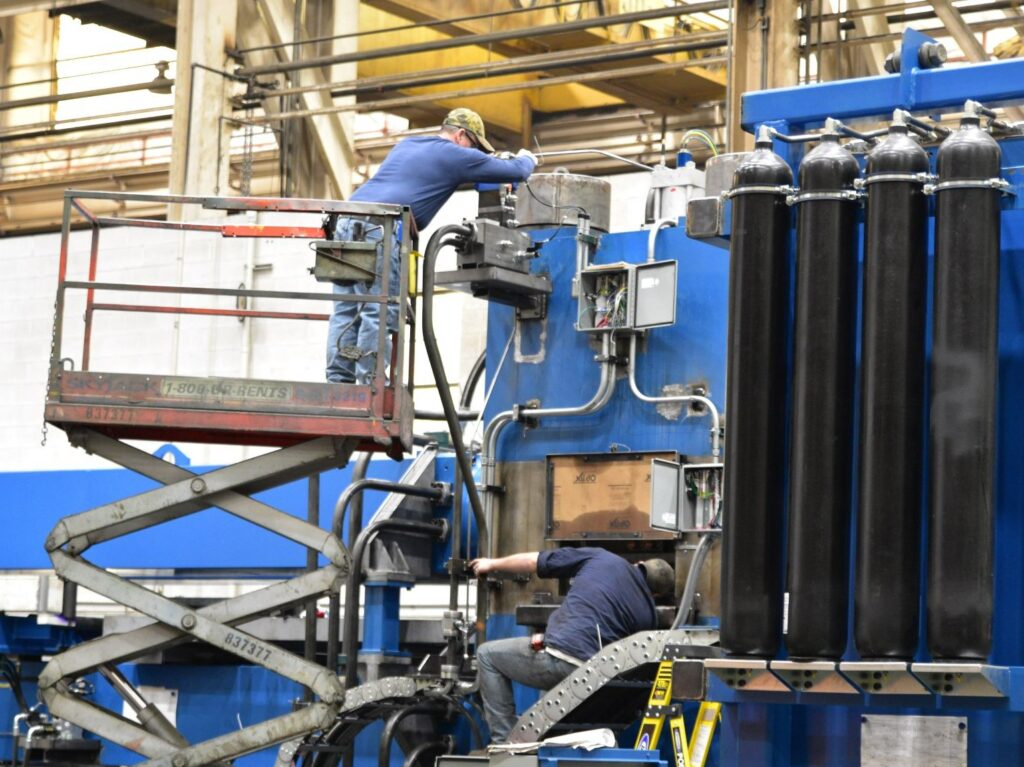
[326,107,537,384]
[470,547,675,743]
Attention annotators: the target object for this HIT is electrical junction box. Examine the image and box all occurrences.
[576,260,677,333]
[650,459,723,533]
[634,260,677,329]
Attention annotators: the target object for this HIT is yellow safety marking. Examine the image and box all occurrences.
[688,701,722,767]
[669,714,693,767]
[409,250,421,296]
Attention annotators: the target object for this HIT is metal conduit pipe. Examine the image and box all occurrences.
[537,149,654,171]
[670,532,721,630]
[414,408,479,421]
[647,218,677,262]
[480,332,618,559]
[342,518,449,689]
[627,334,721,457]
[0,79,174,113]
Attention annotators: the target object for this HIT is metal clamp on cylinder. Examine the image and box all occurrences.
[858,172,934,187]
[726,184,795,198]
[926,177,1013,195]
[787,189,863,205]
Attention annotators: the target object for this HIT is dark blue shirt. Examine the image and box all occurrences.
[537,547,658,662]
[350,135,535,230]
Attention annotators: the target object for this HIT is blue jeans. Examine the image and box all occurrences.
[325,217,402,384]
[476,637,578,743]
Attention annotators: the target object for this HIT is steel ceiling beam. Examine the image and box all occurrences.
[235,0,729,77]
[248,57,728,125]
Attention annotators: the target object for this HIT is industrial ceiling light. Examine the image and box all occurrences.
[148,61,173,95]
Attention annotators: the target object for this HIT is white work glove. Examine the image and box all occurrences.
[496,150,514,161]
[516,148,538,167]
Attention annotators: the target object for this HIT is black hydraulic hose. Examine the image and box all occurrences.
[326,453,371,676]
[671,533,721,630]
[330,479,445,675]
[343,518,449,688]
[422,225,491,643]
[310,717,374,767]
[378,704,439,767]
[460,350,487,410]
[332,479,445,541]
[402,740,450,767]
[445,697,484,749]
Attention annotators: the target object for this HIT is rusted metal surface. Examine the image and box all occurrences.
[45,375,403,449]
[93,216,326,239]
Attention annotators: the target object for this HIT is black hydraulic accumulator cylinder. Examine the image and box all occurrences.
[854,115,930,659]
[786,126,860,659]
[719,129,793,657]
[928,106,1001,660]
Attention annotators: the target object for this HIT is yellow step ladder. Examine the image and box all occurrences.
[634,660,722,767]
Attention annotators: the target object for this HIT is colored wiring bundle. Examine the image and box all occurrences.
[680,129,719,156]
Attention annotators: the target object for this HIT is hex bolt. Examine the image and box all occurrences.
[180,614,197,630]
[190,478,207,494]
[172,756,188,767]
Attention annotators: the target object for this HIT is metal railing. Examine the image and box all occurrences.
[46,190,416,449]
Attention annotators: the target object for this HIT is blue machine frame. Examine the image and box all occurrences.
[698,30,1024,767]
[7,28,1024,767]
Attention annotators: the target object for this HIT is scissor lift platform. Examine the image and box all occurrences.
[45,190,415,455]
[38,191,421,767]
[45,372,411,452]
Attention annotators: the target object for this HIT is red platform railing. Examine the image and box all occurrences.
[45,190,415,455]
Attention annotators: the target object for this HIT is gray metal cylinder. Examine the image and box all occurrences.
[517,171,611,232]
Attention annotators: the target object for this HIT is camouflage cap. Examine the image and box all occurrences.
[639,558,675,598]
[443,107,495,153]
